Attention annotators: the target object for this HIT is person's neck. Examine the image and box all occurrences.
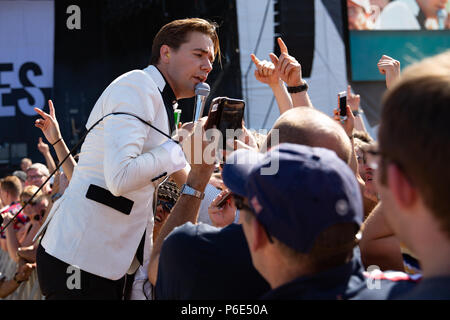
[418,241,450,278]
[263,253,309,289]
[155,64,181,100]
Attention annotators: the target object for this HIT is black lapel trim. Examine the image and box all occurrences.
[154,66,176,134]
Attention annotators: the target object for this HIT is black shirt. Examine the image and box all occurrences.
[395,276,450,300]
[261,247,418,300]
[155,222,270,300]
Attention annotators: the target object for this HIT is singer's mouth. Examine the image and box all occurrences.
[193,76,207,83]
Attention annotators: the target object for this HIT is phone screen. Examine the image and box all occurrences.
[218,101,245,141]
[338,92,347,117]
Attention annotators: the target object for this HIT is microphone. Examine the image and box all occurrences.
[437,9,447,30]
[193,82,210,121]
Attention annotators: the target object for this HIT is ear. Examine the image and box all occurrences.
[249,219,270,252]
[160,45,171,64]
[387,163,417,210]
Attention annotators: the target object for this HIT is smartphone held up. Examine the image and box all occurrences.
[338,91,347,119]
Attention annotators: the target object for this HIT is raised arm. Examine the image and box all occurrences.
[34,100,77,180]
[148,120,217,285]
[250,53,293,114]
[359,202,404,271]
[377,55,401,89]
[347,85,369,134]
[37,137,56,174]
[275,37,313,108]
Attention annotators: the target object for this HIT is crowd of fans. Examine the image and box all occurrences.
[1,31,449,300]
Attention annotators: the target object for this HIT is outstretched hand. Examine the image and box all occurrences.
[250,37,303,88]
[250,53,280,87]
[37,137,50,155]
[333,105,355,137]
[34,100,62,145]
[208,189,237,228]
[377,55,400,89]
[271,37,303,87]
[347,85,361,112]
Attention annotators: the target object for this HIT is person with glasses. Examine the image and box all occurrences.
[362,50,450,299]
[150,107,357,300]
[221,144,368,299]
[25,163,51,194]
[223,143,419,300]
[2,186,47,264]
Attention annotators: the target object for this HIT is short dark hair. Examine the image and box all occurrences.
[1,176,22,199]
[379,50,450,239]
[150,18,220,65]
[243,209,358,272]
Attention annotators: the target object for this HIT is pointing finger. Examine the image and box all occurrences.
[48,100,55,118]
[277,37,288,54]
[269,53,279,66]
[250,54,261,67]
[34,107,50,119]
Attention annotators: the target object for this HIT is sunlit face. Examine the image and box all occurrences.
[165,31,215,99]
[31,198,49,221]
[26,168,46,188]
[20,197,34,217]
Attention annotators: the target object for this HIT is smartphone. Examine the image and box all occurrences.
[205,97,245,149]
[216,191,233,208]
[338,91,347,118]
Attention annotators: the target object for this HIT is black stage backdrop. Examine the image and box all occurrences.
[54,0,242,153]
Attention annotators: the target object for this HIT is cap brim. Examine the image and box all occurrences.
[222,148,265,197]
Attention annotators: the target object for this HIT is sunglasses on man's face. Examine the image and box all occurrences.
[232,194,274,243]
[157,199,174,213]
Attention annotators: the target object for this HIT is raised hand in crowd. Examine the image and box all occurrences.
[208,189,236,228]
[34,100,62,146]
[0,260,35,299]
[37,137,56,173]
[251,52,292,114]
[251,37,313,114]
[377,55,400,89]
[34,100,77,180]
[250,53,280,87]
[347,85,369,133]
[333,104,355,138]
[272,37,313,108]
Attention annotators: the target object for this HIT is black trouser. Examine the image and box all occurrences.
[36,243,126,300]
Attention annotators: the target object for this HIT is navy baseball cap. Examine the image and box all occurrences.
[222,143,363,254]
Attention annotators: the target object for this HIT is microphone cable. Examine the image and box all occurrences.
[0,112,178,234]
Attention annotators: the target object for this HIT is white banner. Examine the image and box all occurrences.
[0,0,54,117]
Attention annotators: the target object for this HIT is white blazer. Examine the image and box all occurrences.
[41,66,185,280]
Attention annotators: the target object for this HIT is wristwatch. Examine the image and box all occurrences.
[287,80,308,93]
[180,184,205,200]
[13,272,24,284]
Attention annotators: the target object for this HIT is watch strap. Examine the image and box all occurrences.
[181,184,205,200]
[287,80,308,93]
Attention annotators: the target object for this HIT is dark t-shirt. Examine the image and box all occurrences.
[261,247,418,300]
[395,277,450,300]
[155,222,270,300]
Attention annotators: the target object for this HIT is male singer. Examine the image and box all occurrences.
[36,18,220,299]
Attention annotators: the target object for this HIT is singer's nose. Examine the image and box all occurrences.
[202,57,213,74]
